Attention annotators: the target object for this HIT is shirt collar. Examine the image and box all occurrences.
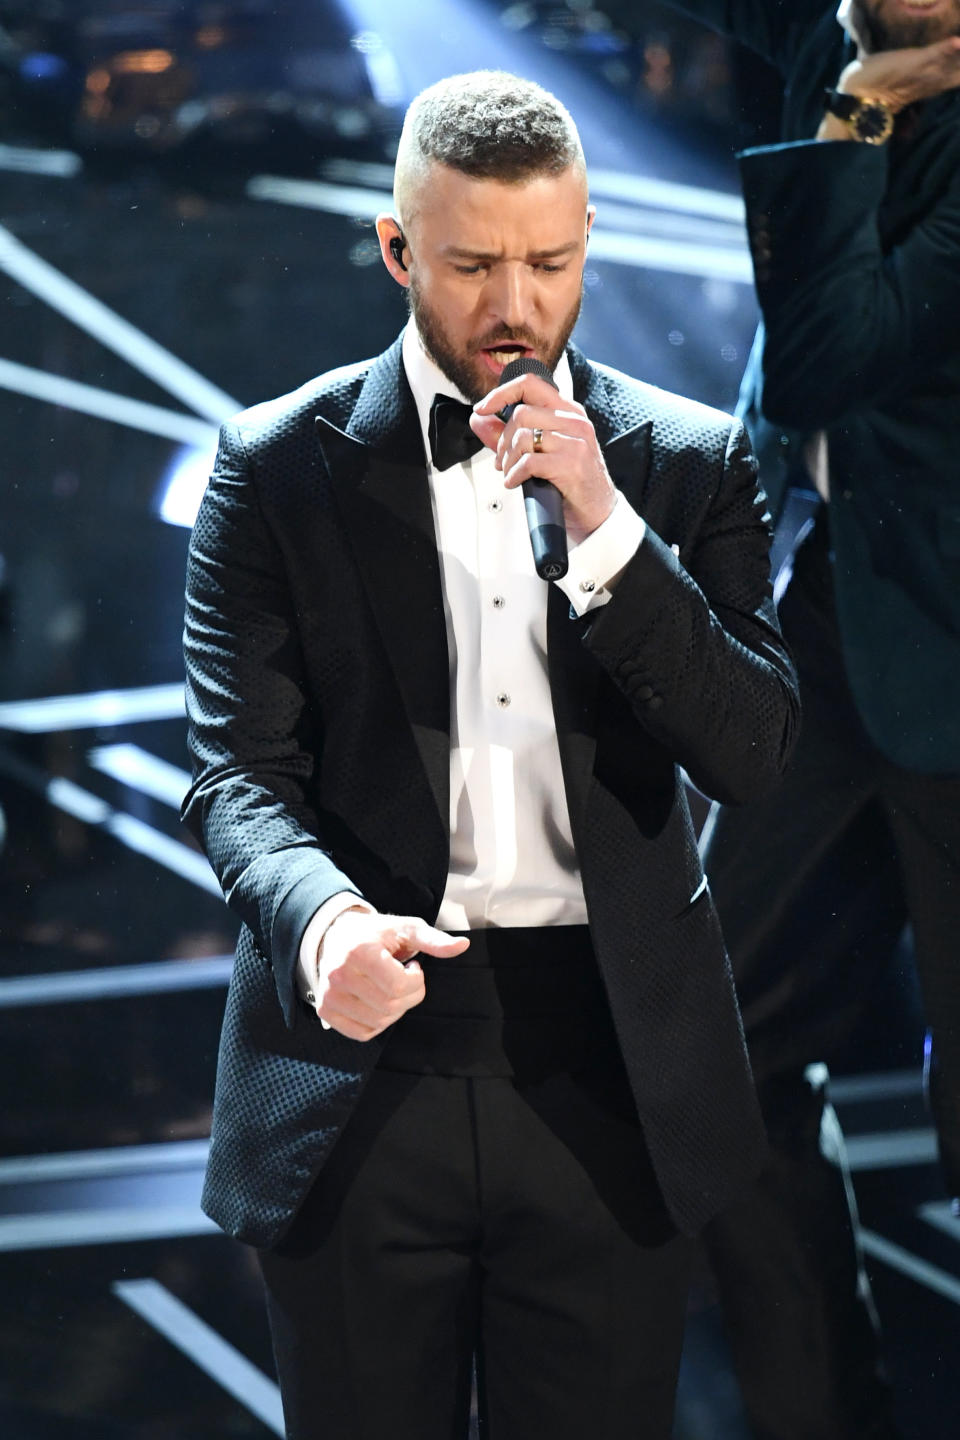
[401,321,574,467]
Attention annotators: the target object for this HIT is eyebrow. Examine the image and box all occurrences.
[442,241,581,261]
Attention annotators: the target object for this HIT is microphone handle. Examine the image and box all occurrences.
[499,387,569,582]
[522,479,568,581]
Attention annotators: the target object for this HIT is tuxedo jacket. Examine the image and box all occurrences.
[670,0,960,773]
[182,336,800,1248]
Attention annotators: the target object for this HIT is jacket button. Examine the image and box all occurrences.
[636,684,654,701]
[648,695,664,711]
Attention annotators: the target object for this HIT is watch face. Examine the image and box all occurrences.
[854,102,894,144]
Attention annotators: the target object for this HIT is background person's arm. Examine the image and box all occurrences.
[739,127,960,429]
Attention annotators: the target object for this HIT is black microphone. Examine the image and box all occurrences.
[498,356,568,581]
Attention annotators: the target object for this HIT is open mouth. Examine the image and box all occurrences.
[479,342,536,375]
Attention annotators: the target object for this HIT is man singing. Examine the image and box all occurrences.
[182,70,798,1440]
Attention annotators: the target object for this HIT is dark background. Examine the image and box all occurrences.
[0,3,954,1437]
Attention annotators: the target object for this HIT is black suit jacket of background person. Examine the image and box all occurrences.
[663,0,960,774]
[182,335,800,1250]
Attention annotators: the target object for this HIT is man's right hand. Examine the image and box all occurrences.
[837,35,960,113]
[315,911,469,1041]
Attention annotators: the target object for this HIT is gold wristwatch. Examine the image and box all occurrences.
[823,88,895,144]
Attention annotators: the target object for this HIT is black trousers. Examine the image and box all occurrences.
[701,510,960,1440]
[258,929,693,1440]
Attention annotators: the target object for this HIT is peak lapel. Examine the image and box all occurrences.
[548,350,655,833]
[314,339,450,845]
[569,344,654,504]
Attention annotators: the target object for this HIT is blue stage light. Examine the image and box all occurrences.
[156,443,219,529]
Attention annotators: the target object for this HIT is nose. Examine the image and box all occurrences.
[485,261,535,331]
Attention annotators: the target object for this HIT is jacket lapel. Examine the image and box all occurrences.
[314,338,450,842]
[568,345,654,504]
[312,340,657,851]
[549,348,655,834]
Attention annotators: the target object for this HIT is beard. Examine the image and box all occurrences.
[407,278,583,403]
[850,0,960,51]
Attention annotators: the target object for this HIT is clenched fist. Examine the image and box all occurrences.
[315,911,469,1041]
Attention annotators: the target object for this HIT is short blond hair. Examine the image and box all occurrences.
[394,70,586,227]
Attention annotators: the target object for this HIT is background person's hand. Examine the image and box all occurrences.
[315,912,469,1040]
[837,35,960,111]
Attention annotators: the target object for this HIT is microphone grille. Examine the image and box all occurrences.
[499,356,558,391]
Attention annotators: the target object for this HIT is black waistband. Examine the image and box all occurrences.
[376,926,619,1079]
[439,924,592,965]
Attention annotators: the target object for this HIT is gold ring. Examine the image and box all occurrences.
[532,427,544,454]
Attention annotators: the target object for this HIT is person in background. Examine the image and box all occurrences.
[612,1,960,1435]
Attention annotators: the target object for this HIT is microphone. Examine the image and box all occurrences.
[498,356,568,581]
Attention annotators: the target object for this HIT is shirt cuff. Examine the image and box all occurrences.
[557,493,647,616]
[297,891,374,1017]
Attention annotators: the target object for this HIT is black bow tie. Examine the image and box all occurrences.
[429,394,485,471]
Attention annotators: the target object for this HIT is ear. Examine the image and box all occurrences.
[585,204,596,241]
[376,214,410,287]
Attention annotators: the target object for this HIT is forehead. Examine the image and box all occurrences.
[411,161,589,252]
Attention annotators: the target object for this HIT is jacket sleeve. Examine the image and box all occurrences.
[181,421,363,1028]
[739,137,960,429]
[580,419,799,806]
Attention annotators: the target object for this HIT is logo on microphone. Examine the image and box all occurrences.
[541,562,565,581]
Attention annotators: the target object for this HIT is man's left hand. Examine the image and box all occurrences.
[470,373,617,538]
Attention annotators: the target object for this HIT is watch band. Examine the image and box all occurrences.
[823,88,895,145]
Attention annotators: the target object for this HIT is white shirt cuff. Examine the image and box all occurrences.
[557,493,647,616]
[297,891,374,1014]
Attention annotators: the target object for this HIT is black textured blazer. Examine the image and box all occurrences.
[182,335,800,1247]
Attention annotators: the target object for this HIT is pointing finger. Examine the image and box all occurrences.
[391,922,470,960]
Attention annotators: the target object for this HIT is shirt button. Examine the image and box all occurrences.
[488,498,503,513]
[496,692,511,708]
[579,579,596,594]
[492,594,505,609]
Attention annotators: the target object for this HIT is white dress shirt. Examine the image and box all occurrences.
[299,324,647,999]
